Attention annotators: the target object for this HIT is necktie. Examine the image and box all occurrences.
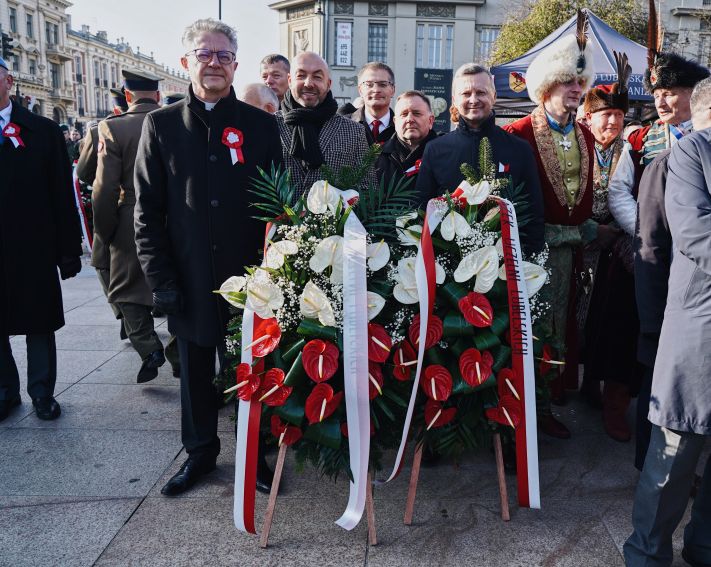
[371,119,381,142]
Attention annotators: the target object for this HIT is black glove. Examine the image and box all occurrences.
[59,256,82,280]
[153,289,183,315]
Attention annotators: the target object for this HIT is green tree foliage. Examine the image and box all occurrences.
[489,0,648,66]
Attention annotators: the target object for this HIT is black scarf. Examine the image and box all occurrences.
[281,89,338,169]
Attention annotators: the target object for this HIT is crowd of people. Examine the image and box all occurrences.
[0,13,709,566]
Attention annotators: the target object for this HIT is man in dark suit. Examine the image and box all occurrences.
[134,19,283,496]
[375,90,437,188]
[346,62,395,146]
[0,56,83,422]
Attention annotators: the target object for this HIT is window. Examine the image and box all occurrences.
[12,57,19,72]
[26,13,34,38]
[368,22,388,62]
[50,63,60,88]
[416,23,454,69]
[29,58,36,75]
[477,27,500,62]
[78,87,85,116]
[704,0,711,5]
[45,22,58,44]
[9,7,17,33]
[94,60,100,86]
[95,90,101,114]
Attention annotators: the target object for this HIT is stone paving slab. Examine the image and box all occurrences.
[0,496,141,567]
[12,382,181,431]
[0,428,180,498]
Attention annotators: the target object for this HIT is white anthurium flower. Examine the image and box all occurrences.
[309,235,344,284]
[397,224,423,246]
[367,239,390,272]
[245,276,284,319]
[300,280,336,327]
[306,180,359,214]
[439,209,470,241]
[435,262,446,284]
[265,240,298,269]
[499,261,548,297]
[396,211,418,228]
[453,246,500,293]
[216,276,246,308]
[457,179,491,205]
[392,257,419,304]
[367,291,386,321]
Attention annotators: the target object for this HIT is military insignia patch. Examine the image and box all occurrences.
[509,72,526,93]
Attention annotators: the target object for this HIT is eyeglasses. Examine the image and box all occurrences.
[360,80,393,89]
[185,49,236,65]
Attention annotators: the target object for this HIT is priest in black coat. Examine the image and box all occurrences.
[0,59,83,422]
[134,20,282,495]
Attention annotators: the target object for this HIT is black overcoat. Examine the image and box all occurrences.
[415,114,545,254]
[134,87,283,347]
[0,101,83,335]
[375,130,438,190]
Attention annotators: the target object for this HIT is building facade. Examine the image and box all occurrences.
[0,0,188,130]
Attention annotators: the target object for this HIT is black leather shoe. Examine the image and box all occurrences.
[161,457,216,496]
[682,548,711,567]
[32,396,61,420]
[256,456,274,494]
[0,396,21,422]
[137,350,165,383]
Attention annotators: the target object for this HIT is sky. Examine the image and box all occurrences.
[66,0,280,90]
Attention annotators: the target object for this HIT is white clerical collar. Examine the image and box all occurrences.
[195,94,219,111]
[0,101,12,127]
[365,109,390,129]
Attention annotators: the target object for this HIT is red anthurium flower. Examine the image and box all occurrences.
[270,415,303,446]
[485,394,523,429]
[458,292,493,327]
[539,344,557,375]
[459,348,494,387]
[246,318,282,358]
[305,383,344,424]
[302,339,340,383]
[255,368,292,406]
[424,399,457,430]
[392,341,417,381]
[368,361,384,400]
[234,363,261,401]
[408,314,443,350]
[421,364,453,402]
[368,323,392,363]
[496,368,522,401]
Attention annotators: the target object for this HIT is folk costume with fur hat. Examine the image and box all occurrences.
[608,1,710,236]
[579,53,644,441]
[504,11,597,422]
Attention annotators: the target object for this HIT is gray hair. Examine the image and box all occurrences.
[182,18,238,52]
[240,83,279,110]
[452,63,496,96]
[690,77,711,118]
[260,54,290,70]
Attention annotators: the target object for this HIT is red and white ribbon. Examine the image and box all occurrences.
[405,159,422,178]
[71,163,93,252]
[233,223,276,534]
[495,197,540,509]
[2,122,25,148]
[498,162,510,173]
[381,199,444,482]
[222,127,245,165]
[335,211,370,530]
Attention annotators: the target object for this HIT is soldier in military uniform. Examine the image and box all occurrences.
[76,88,128,339]
[504,12,598,439]
[92,69,179,383]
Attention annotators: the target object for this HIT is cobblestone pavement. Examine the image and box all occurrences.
[0,265,697,566]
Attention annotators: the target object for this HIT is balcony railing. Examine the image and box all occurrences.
[46,43,72,61]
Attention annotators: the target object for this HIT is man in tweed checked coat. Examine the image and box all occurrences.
[276,52,375,195]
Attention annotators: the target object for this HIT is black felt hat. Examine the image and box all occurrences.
[644,52,710,92]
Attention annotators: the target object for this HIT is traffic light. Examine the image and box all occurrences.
[1,33,15,59]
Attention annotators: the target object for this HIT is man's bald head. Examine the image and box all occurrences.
[289,51,332,107]
[240,83,279,114]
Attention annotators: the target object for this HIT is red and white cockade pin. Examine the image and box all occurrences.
[221,127,244,165]
[2,122,25,148]
[498,162,510,173]
[404,159,422,178]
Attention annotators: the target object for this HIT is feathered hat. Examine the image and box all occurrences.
[644,0,709,92]
[525,9,595,105]
[583,51,631,114]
